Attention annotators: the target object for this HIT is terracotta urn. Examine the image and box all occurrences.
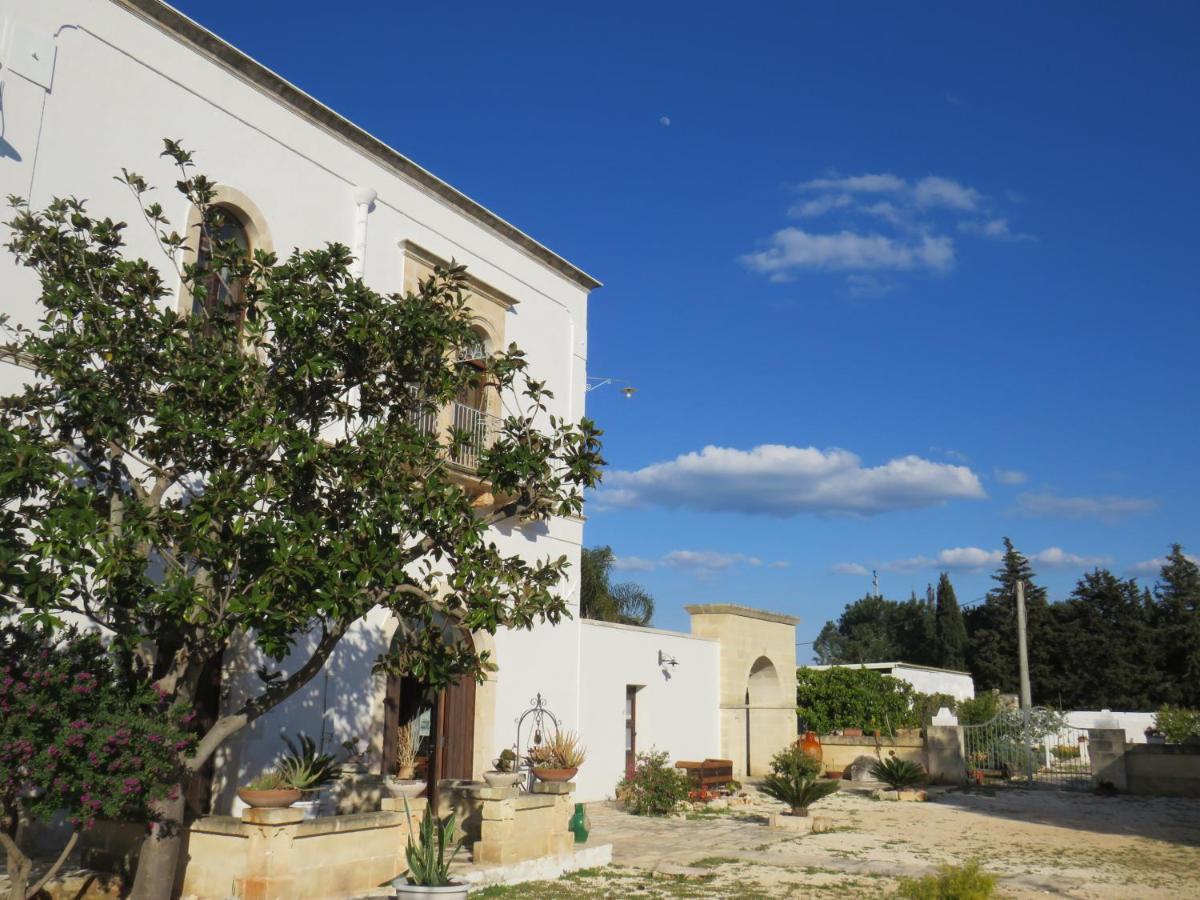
[800,731,823,762]
[532,766,578,783]
[237,787,301,808]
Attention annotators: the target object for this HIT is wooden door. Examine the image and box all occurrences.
[434,676,476,781]
[625,686,638,779]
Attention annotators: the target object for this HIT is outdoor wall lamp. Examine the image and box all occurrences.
[658,651,678,668]
[585,376,636,398]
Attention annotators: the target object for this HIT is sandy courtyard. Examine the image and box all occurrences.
[478,783,1200,898]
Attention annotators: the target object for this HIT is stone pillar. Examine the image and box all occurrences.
[235,807,304,900]
[532,782,576,858]
[1088,728,1128,791]
[926,725,967,785]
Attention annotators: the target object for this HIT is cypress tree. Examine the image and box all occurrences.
[964,538,1056,699]
[1154,545,1200,706]
[934,572,968,670]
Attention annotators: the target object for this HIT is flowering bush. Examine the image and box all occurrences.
[615,750,691,816]
[0,625,194,896]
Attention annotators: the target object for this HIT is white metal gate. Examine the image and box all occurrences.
[961,707,1091,790]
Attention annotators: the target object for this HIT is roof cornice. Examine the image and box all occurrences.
[112,0,602,291]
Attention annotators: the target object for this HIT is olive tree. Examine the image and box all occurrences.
[0,142,603,896]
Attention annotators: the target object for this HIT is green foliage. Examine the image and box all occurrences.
[1154,705,1200,744]
[0,143,603,791]
[814,593,937,666]
[615,750,691,816]
[1153,547,1200,707]
[869,755,926,790]
[897,860,998,899]
[495,748,518,772]
[276,733,343,791]
[1050,744,1081,760]
[759,748,839,814]
[245,771,291,791]
[0,626,192,895]
[934,573,968,670]
[913,692,957,727]
[795,666,921,735]
[956,692,1002,726]
[579,546,654,626]
[403,798,462,887]
[769,744,822,781]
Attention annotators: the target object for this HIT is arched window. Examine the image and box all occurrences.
[192,206,250,323]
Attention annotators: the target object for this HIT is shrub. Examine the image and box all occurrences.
[1154,705,1200,745]
[0,626,193,899]
[528,730,586,769]
[615,750,691,816]
[760,743,839,815]
[1050,744,1081,760]
[795,667,922,735]
[277,733,344,790]
[771,744,822,781]
[956,692,1002,726]
[869,755,926,790]
[897,860,998,899]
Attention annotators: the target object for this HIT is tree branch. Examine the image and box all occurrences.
[184,620,349,771]
[23,829,79,899]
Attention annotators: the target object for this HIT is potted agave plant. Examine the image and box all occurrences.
[483,748,521,789]
[392,798,467,898]
[528,730,586,783]
[237,771,301,809]
[277,732,344,819]
[386,719,426,800]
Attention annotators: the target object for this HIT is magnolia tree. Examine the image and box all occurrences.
[0,626,191,900]
[0,142,603,897]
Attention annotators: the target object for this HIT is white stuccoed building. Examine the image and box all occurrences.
[804,662,976,702]
[0,0,800,808]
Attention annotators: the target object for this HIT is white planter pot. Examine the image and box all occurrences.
[392,881,468,899]
[293,798,322,820]
[385,778,427,800]
[482,771,521,789]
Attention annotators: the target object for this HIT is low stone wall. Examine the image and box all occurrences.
[85,802,422,899]
[466,782,575,865]
[1124,744,1200,798]
[818,732,926,777]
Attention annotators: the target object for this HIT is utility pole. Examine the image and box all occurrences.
[1015,579,1032,709]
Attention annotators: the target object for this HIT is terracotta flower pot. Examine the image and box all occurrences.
[843,728,863,737]
[237,787,301,808]
[532,766,578,783]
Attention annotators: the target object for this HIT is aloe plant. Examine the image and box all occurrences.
[277,733,343,791]
[402,797,463,886]
[870,755,926,790]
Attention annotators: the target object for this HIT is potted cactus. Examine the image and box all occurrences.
[237,771,301,809]
[483,747,522,788]
[528,730,586,783]
[392,798,467,898]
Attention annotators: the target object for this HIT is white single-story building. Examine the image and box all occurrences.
[0,0,802,808]
[805,662,976,702]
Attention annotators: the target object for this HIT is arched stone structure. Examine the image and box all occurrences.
[687,604,799,777]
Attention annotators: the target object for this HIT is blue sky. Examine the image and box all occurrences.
[173,1,1200,657]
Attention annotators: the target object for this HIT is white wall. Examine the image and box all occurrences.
[576,620,720,803]
[891,665,976,702]
[1067,710,1156,745]
[0,0,596,806]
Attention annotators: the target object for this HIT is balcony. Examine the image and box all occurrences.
[409,400,500,475]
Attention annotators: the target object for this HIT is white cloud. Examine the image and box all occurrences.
[959,217,1035,241]
[610,555,657,572]
[800,173,907,193]
[788,194,854,218]
[745,171,1026,292]
[1129,553,1199,575]
[768,560,791,569]
[913,176,981,211]
[846,274,896,298]
[596,444,986,517]
[831,562,870,576]
[612,550,782,575]
[659,115,671,127]
[994,468,1028,485]
[741,229,954,279]
[1015,492,1158,524]
[860,545,1109,574]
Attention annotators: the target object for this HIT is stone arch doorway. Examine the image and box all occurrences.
[745,656,781,776]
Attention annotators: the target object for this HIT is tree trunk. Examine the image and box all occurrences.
[0,831,32,900]
[128,787,185,900]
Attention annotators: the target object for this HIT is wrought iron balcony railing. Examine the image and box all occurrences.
[450,401,499,470]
